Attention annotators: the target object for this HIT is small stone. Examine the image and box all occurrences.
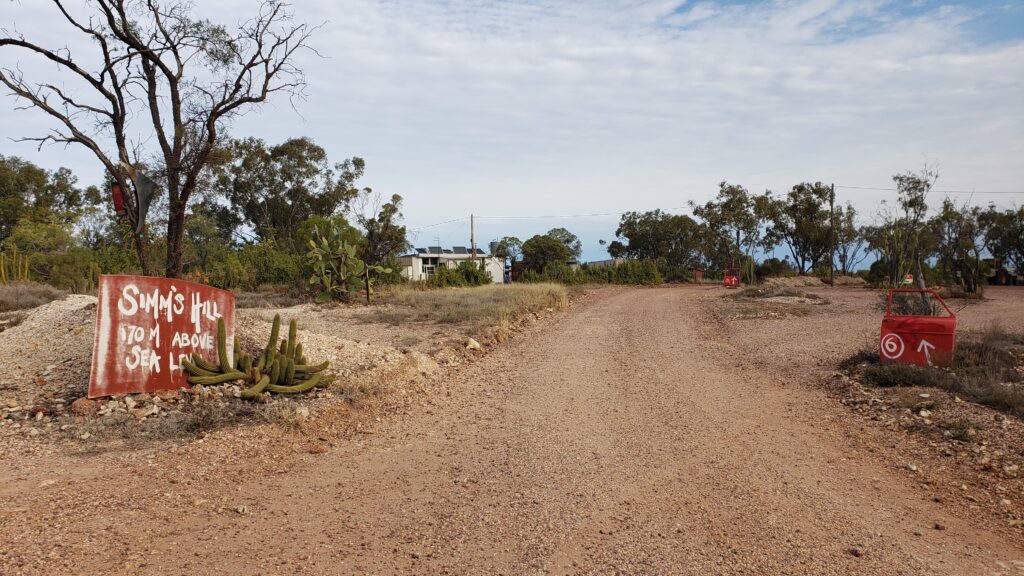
[235,505,249,515]
[70,398,99,416]
[79,432,91,440]
[27,428,40,437]
[848,547,864,558]
[466,338,482,351]
[933,522,946,531]
[38,479,57,488]
[918,409,931,418]
[918,393,931,399]
[124,397,137,410]
[1000,499,1012,506]
[906,463,918,472]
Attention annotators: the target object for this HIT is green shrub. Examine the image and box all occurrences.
[518,259,662,285]
[239,241,303,287]
[427,261,492,288]
[375,256,407,285]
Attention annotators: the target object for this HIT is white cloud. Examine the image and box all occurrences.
[1,0,1022,259]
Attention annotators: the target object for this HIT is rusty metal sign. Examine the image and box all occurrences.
[880,288,957,368]
[88,274,236,398]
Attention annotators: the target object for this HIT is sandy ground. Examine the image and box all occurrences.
[1,285,1024,574]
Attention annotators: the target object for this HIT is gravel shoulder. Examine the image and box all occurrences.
[1,285,1023,574]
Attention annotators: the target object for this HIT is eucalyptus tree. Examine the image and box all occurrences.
[0,0,317,276]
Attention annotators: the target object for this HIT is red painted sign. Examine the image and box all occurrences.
[724,268,740,288]
[880,288,956,368]
[88,275,236,398]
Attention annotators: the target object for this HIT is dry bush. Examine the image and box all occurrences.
[234,284,308,309]
[857,324,1024,416]
[260,402,311,432]
[0,311,27,332]
[0,281,65,312]
[732,286,822,300]
[377,283,568,331]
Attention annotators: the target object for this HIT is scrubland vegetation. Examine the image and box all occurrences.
[851,325,1024,416]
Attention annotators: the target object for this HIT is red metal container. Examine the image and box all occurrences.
[880,288,957,367]
[724,268,740,288]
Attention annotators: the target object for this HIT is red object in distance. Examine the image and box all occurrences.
[112,183,126,216]
[724,268,740,288]
[87,275,236,398]
[880,288,957,368]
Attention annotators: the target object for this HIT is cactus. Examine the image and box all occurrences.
[0,246,30,284]
[181,313,331,399]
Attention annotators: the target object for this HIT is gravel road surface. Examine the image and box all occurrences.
[3,286,1023,575]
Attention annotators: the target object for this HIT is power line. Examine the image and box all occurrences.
[477,206,690,220]
[836,185,1023,194]
[406,184,1018,234]
[408,216,470,232]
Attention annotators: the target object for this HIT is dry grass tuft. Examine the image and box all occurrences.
[260,402,311,432]
[856,323,1024,416]
[376,283,568,332]
[732,286,822,300]
[234,284,309,309]
[0,281,66,312]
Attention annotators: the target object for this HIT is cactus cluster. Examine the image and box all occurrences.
[182,314,330,399]
[0,246,30,283]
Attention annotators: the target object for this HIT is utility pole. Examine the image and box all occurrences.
[470,213,477,261]
[829,183,835,284]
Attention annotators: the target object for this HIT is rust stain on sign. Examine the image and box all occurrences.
[88,274,236,398]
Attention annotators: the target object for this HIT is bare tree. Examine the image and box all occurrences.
[863,166,938,288]
[0,0,316,276]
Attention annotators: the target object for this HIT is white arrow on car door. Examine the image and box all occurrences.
[917,339,935,366]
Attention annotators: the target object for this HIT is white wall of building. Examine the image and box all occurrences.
[399,253,505,284]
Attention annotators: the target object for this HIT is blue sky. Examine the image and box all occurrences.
[2,0,1023,261]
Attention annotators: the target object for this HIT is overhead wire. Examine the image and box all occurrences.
[835,185,1023,195]
[405,183,1019,234]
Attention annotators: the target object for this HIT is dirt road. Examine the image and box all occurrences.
[4,286,1024,574]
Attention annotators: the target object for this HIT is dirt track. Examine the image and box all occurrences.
[4,286,1024,574]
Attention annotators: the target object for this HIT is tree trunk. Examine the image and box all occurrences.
[165,200,187,278]
[913,257,926,290]
[131,225,152,276]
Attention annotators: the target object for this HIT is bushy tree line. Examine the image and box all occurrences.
[0,145,409,294]
[602,172,1019,293]
[519,260,662,286]
[862,169,1023,293]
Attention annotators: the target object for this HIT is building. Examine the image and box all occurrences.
[398,246,506,283]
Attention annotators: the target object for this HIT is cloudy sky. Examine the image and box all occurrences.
[2,0,1023,260]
